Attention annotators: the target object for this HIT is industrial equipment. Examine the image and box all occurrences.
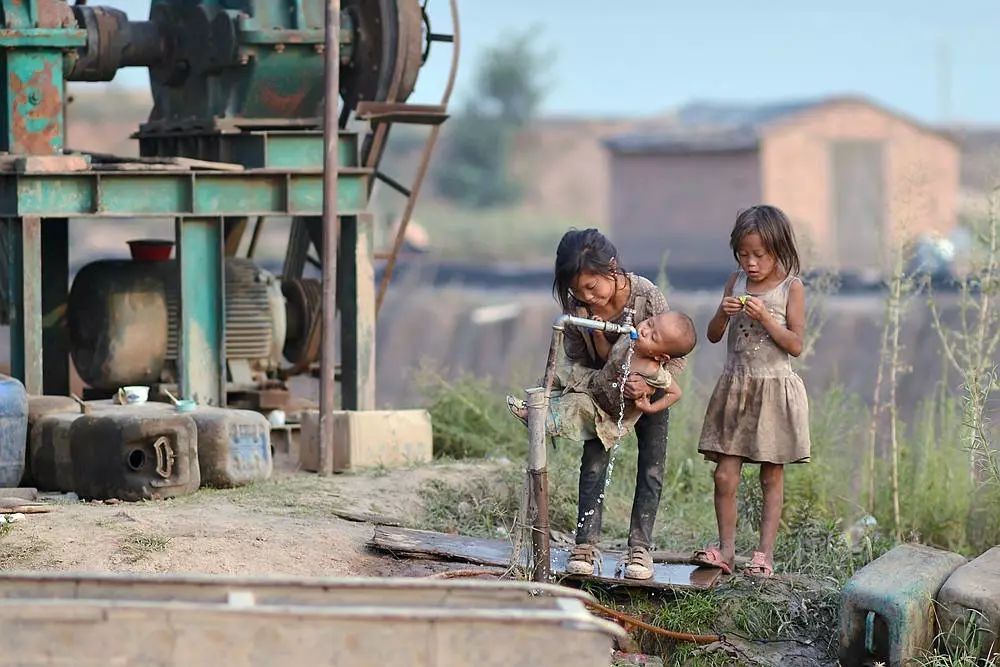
[0,0,457,413]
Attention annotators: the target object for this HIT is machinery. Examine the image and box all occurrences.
[0,0,458,411]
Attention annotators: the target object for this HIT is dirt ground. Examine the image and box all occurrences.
[0,462,498,578]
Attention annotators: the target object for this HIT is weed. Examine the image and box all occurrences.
[418,472,520,537]
[117,531,170,564]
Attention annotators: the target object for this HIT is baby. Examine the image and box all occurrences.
[508,311,697,448]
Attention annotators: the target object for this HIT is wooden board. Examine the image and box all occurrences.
[370,526,722,590]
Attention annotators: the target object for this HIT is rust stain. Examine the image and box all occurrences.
[8,60,63,154]
[258,84,308,117]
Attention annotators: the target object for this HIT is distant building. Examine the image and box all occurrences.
[605,96,959,278]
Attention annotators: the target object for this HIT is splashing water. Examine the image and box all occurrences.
[577,309,636,530]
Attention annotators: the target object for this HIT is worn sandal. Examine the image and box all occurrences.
[691,546,734,575]
[506,395,527,426]
[742,551,774,578]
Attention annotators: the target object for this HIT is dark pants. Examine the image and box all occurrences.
[575,405,669,549]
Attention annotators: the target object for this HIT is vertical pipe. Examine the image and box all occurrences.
[319,0,341,475]
[525,387,551,583]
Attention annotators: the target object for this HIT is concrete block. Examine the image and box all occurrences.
[299,410,433,473]
[937,546,1000,659]
[839,543,966,667]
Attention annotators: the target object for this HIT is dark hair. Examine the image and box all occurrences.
[552,229,624,313]
[660,311,697,358]
[730,205,801,277]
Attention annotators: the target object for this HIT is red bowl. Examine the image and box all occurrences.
[128,239,174,261]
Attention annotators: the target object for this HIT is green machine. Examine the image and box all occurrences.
[0,0,457,413]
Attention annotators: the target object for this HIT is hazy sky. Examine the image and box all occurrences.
[96,0,996,124]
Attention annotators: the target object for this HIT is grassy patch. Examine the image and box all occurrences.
[117,531,171,564]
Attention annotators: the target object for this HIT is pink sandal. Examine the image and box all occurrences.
[691,546,733,575]
[742,551,774,578]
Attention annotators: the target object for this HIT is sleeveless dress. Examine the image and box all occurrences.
[697,272,811,465]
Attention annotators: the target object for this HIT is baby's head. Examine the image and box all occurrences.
[633,311,697,362]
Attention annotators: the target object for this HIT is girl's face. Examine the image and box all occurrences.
[571,270,617,309]
[736,232,777,282]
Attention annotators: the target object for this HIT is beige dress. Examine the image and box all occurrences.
[548,335,673,450]
[698,272,811,465]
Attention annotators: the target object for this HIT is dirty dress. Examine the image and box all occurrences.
[698,272,811,464]
[548,335,672,449]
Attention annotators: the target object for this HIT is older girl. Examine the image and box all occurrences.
[553,229,684,580]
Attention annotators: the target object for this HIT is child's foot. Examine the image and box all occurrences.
[691,546,734,575]
[505,395,527,426]
[742,551,774,579]
[623,546,654,580]
[566,543,602,576]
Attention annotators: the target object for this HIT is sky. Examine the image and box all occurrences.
[95,0,997,124]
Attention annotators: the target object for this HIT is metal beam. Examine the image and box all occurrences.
[339,214,375,410]
[9,216,42,393]
[175,217,225,406]
[319,0,341,476]
[0,169,368,218]
[41,217,69,395]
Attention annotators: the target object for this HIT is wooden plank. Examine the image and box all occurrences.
[370,526,722,590]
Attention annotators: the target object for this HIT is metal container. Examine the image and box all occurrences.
[29,412,84,492]
[0,375,28,487]
[69,410,200,501]
[23,395,81,486]
[937,546,1000,659]
[0,572,623,667]
[839,543,966,667]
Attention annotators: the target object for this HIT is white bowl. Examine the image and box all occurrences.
[121,386,149,405]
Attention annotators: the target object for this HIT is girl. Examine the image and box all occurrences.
[693,205,810,578]
[552,228,686,580]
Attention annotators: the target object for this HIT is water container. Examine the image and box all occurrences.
[88,402,271,488]
[23,396,80,486]
[937,546,1000,659]
[839,543,966,667]
[29,412,84,492]
[0,375,29,487]
[69,410,200,501]
[187,406,272,488]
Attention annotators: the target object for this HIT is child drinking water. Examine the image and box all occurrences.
[693,205,811,578]
[507,311,696,450]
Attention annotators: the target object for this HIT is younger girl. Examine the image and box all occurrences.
[693,205,810,578]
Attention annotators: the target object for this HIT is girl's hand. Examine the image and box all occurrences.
[633,393,655,414]
[590,315,606,338]
[721,296,744,316]
[743,296,771,322]
[622,373,650,400]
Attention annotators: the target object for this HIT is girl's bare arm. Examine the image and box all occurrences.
[707,272,740,343]
[745,279,805,356]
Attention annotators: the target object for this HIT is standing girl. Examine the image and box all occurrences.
[552,229,685,580]
[694,205,810,578]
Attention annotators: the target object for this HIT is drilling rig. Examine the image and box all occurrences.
[0,0,457,417]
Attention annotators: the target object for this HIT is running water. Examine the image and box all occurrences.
[578,309,636,529]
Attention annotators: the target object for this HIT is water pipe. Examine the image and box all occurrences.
[525,314,639,583]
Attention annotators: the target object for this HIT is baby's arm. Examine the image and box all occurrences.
[633,380,682,414]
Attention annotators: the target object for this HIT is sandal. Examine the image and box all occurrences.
[506,395,527,427]
[691,546,734,575]
[566,544,602,576]
[622,546,654,580]
[742,551,774,579]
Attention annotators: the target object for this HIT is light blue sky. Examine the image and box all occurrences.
[96,0,996,124]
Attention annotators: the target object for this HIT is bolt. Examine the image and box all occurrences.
[274,43,285,53]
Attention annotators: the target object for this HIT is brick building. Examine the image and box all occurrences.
[604,96,959,278]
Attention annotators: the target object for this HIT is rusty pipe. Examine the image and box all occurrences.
[525,387,551,583]
[318,0,341,476]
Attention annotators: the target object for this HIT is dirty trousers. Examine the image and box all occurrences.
[575,400,668,549]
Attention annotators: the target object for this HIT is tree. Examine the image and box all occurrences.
[435,32,549,208]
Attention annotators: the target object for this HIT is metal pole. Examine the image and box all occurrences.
[319,0,341,475]
[525,387,551,583]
